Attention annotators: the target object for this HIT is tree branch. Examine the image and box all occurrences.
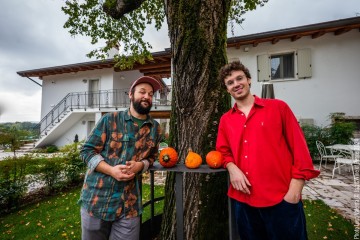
[103,0,146,19]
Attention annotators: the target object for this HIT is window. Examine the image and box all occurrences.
[257,49,312,81]
[271,53,294,79]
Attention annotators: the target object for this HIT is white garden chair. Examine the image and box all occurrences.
[316,140,342,170]
[332,158,359,182]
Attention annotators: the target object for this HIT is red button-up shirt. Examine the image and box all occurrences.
[216,96,320,207]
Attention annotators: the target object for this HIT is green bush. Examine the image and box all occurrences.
[46,145,59,153]
[38,157,67,193]
[61,142,86,184]
[0,179,27,212]
[327,121,355,145]
[0,142,86,214]
[301,124,324,159]
[0,158,28,213]
[301,118,356,160]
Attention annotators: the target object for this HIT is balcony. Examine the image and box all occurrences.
[36,88,172,138]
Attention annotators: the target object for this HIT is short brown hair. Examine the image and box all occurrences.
[218,61,251,88]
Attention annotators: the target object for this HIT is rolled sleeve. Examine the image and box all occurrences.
[282,104,320,181]
[88,154,105,173]
[292,166,320,180]
[80,114,108,167]
[141,159,150,173]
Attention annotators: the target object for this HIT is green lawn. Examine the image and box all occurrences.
[0,188,81,239]
[0,186,355,240]
[0,184,164,240]
[304,200,355,240]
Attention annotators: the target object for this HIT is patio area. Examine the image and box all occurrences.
[303,163,358,223]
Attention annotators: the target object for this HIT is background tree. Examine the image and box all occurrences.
[0,125,31,157]
[62,0,267,238]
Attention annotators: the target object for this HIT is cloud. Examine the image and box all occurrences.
[0,0,99,123]
[0,0,359,123]
[0,90,41,123]
[231,0,359,36]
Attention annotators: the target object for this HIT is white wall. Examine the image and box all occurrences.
[227,29,360,126]
[39,67,153,147]
[113,70,143,90]
[41,68,112,118]
[53,120,88,147]
[40,68,146,119]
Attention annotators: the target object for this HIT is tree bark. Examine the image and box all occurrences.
[160,1,231,239]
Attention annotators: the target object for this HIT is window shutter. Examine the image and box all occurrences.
[257,54,270,81]
[297,49,312,78]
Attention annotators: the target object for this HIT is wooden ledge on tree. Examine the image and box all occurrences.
[150,162,227,173]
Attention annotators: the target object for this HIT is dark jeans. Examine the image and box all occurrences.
[234,200,308,240]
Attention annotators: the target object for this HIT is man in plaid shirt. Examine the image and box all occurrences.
[79,76,163,240]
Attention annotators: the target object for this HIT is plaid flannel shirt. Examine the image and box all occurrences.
[79,109,162,221]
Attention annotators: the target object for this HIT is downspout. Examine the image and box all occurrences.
[26,77,42,87]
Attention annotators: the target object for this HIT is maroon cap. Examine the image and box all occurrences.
[129,76,162,93]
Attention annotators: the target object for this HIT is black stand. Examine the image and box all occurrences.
[149,163,239,240]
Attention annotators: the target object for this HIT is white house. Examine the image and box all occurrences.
[18,17,360,148]
[18,52,172,147]
[226,17,360,129]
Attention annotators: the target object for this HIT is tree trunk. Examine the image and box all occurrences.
[160,1,231,239]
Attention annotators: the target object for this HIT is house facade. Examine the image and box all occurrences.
[18,17,360,148]
[18,52,172,147]
[226,17,360,128]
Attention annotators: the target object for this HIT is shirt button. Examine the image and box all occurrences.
[244,125,247,128]
[246,172,248,175]
[244,140,247,143]
[245,156,248,158]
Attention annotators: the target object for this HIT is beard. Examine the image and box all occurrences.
[131,97,152,115]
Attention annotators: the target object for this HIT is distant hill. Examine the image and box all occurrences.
[0,122,38,132]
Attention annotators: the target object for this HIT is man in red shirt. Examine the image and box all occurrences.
[216,61,320,240]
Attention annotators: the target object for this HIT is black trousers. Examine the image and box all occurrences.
[234,200,308,240]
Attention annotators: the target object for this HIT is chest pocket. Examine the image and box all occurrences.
[120,134,136,147]
[117,134,136,163]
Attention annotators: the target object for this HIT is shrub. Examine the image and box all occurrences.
[46,145,59,153]
[0,158,28,213]
[301,118,356,160]
[61,142,86,184]
[327,121,355,145]
[37,156,67,193]
[0,141,86,213]
[0,179,27,212]
[301,124,324,159]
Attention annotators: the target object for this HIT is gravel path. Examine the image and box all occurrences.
[0,151,27,160]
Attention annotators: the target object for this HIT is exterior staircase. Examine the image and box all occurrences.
[34,88,172,148]
[18,141,36,152]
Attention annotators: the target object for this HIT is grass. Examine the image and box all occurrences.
[303,199,355,240]
[0,184,164,240]
[0,187,355,240]
[141,184,165,222]
[0,187,81,239]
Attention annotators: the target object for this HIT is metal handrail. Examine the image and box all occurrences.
[35,88,172,137]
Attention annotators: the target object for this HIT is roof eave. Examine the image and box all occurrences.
[17,17,360,78]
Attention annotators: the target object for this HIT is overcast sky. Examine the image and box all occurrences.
[0,0,359,123]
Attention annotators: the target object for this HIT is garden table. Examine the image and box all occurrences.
[326,144,360,159]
